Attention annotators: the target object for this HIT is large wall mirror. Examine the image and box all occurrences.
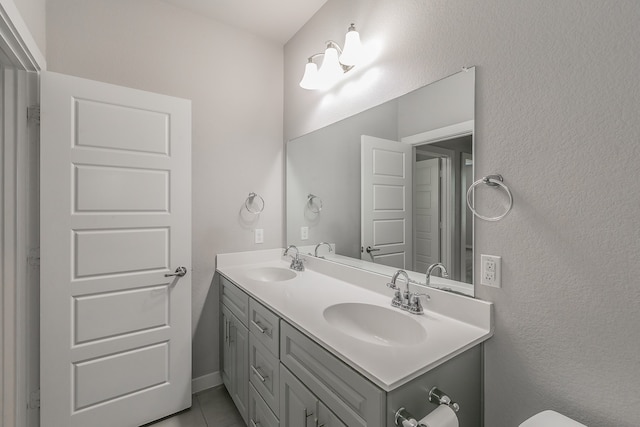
[286,68,475,295]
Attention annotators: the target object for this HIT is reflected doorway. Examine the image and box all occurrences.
[413,134,472,282]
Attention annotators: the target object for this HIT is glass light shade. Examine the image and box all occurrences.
[339,27,362,66]
[317,46,344,89]
[299,61,319,90]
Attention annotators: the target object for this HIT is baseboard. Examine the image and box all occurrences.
[192,371,223,394]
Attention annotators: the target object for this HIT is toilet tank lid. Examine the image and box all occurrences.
[520,410,586,427]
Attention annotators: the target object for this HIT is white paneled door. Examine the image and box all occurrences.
[414,158,440,273]
[40,71,192,427]
[361,135,412,269]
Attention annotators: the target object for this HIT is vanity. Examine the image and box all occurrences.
[217,249,493,427]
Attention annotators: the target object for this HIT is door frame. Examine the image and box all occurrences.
[401,120,473,278]
[0,2,45,427]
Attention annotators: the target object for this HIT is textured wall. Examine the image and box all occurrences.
[46,0,284,379]
[285,1,640,426]
[11,0,46,56]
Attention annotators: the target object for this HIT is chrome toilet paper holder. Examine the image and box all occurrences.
[428,387,459,412]
[394,387,460,426]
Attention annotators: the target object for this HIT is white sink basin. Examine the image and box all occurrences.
[323,303,427,347]
[244,267,297,282]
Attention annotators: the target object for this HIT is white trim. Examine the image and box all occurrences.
[402,120,475,282]
[1,64,31,427]
[0,3,43,427]
[412,145,455,274]
[191,371,223,394]
[402,120,474,146]
[0,0,46,71]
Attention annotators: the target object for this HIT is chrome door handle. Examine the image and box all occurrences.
[365,246,380,253]
[165,266,187,277]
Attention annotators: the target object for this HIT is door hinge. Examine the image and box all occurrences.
[28,247,40,267]
[28,389,40,409]
[27,105,40,125]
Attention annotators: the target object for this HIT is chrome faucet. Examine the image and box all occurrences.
[283,245,305,271]
[314,242,333,258]
[386,270,409,308]
[387,269,429,315]
[426,263,449,287]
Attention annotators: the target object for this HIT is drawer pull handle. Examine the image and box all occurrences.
[252,320,267,334]
[250,419,259,427]
[304,408,314,418]
[251,365,268,382]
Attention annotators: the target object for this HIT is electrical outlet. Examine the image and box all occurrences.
[301,226,309,240]
[254,228,264,244]
[481,254,501,288]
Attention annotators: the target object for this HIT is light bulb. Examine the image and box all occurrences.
[317,44,344,89]
[299,60,319,90]
[339,24,362,66]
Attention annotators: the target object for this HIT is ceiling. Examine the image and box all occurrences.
[161,0,328,44]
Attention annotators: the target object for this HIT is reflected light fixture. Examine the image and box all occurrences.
[299,23,363,90]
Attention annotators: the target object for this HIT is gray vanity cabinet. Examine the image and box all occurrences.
[220,277,250,424]
[249,384,279,427]
[280,366,345,427]
[280,322,386,427]
[219,274,481,427]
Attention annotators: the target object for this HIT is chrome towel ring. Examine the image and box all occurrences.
[307,194,323,213]
[466,174,513,221]
[245,192,265,214]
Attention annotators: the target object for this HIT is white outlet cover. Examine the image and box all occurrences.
[254,228,264,244]
[480,254,501,288]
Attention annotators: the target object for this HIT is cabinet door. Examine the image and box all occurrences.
[280,366,317,427]
[249,385,279,427]
[221,306,235,395]
[317,402,346,427]
[230,317,249,424]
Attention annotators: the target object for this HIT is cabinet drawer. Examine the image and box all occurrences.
[280,322,385,427]
[250,384,279,427]
[249,334,280,418]
[221,276,249,327]
[249,298,280,357]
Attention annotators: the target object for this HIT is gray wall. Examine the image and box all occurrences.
[285,1,640,426]
[12,0,46,56]
[46,0,284,380]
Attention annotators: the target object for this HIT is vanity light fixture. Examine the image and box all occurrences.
[299,23,363,90]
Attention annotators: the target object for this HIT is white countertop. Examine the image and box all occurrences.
[216,248,493,392]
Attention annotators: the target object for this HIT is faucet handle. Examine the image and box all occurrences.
[407,292,430,315]
[386,282,403,308]
[290,258,305,271]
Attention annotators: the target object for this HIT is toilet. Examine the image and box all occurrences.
[520,410,586,426]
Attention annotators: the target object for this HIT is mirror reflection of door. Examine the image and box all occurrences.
[414,156,441,273]
[461,153,473,283]
[360,135,413,269]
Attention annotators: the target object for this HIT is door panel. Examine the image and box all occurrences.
[414,158,440,272]
[40,71,191,427]
[361,135,413,269]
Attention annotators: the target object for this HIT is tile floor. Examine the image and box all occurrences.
[144,385,244,427]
